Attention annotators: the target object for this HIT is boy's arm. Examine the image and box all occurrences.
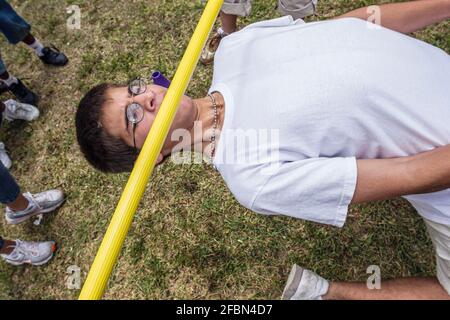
[336,0,450,34]
[352,145,450,204]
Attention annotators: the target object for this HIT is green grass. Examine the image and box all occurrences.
[0,0,448,299]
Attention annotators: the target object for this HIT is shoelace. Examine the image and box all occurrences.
[43,44,62,58]
[6,101,21,115]
[14,106,28,118]
[7,192,41,217]
[23,192,41,212]
[8,240,39,259]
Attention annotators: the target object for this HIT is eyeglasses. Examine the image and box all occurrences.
[126,78,147,155]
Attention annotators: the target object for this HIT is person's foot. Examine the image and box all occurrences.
[39,46,68,67]
[200,28,229,65]
[2,99,39,122]
[7,79,39,106]
[0,142,12,169]
[0,239,56,266]
[281,264,330,300]
[5,189,65,225]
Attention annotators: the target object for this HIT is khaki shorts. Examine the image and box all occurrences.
[424,218,450,295]
[222,0,317,20]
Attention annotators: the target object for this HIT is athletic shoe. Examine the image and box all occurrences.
[0,82,8,94]
[281,264,330,300]
[40,45,69,66]
[200,28,229,65]
[7,79,39,106]
[3,99,39,122]
[0,142,11,169]
[5,190,65,225]
[0,239,56,266]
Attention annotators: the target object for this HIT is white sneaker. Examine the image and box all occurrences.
[281,264,329,300]
[0,239,56,266]
[5,189,65,224]
[0,142,12,169]
[3,99,39,122]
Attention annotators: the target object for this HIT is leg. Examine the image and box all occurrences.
[5,193,29,212]
[0,1,68,66]
[220,11,238,34]
[0,0,31,45]
[0,50,38,105]
[200,0,252,65]
[0,54,18,87]
[0,66,40,121]
[22,32,68,66]
[325,278,450,300]
[336,0,450,34]
[0,160,31,211]
[21,32,45,57]
[0,160,21,207]
[21,32,68,66]
[21,33,37,46]
[277,0,318,20]
[221,0,252,23]
[0,161,65,224]
[0,237,16,255]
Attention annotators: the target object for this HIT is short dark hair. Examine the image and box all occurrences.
[75,83,137,173]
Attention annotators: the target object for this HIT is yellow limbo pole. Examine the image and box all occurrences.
[79,0,224,300]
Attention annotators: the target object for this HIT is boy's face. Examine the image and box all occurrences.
[101,84,196,150]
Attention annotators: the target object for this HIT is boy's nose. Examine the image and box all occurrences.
[137,90,156,112]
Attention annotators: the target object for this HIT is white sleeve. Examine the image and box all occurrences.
[240,15,296,31]
[251,157,358,227]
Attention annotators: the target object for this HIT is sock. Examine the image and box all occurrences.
[7,193,35,214]
[28,39,45,57]
[217,27,229,37]
[295,269,329,300]
[0,240,16,256]
[1,74,18,87]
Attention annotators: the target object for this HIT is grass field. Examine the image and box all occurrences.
[0,0,448,299]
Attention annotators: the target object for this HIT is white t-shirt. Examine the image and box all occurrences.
[209,16,450,227]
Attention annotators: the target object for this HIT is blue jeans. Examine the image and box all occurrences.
[0,0,32,74]
[0,160,17,249]
[0,99,20,255]
[0,160,20,205]
[0,111,20,204]
[0,54,6,74]
[0,159,19,250]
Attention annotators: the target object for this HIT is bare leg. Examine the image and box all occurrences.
[0,71,10,80]
[220,11,238,34]
[0,239,16,255]
[324,278,450,300]
[0,70,18,87]
[21,33,36,46]
[6,193,29,212]
[336,0,450,34]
